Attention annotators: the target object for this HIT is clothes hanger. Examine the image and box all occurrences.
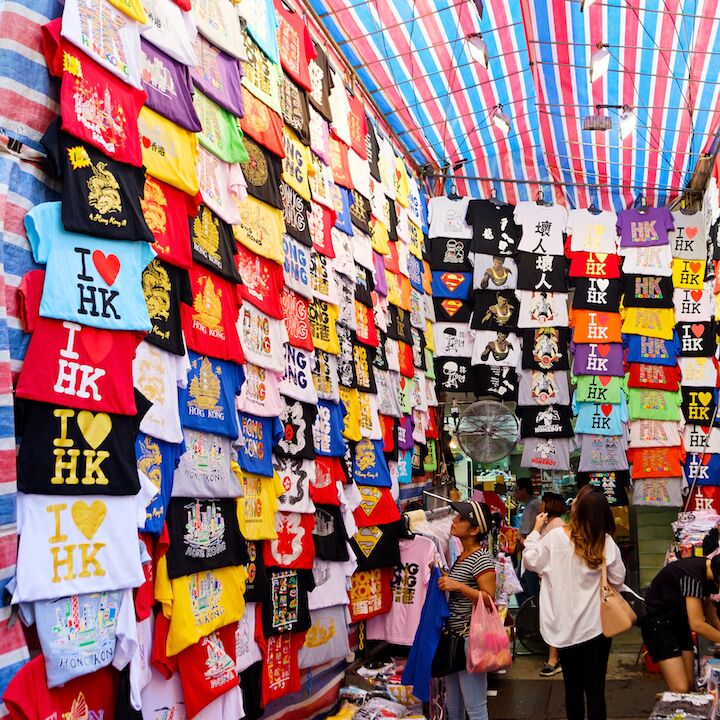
[635,192,649,213]
[489,186,502,206]
[680,195,695,215]
[536,189,552,206]
[447,179,462,200]
[588,186,602,215]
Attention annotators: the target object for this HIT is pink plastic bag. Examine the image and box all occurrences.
[466,597,512,674]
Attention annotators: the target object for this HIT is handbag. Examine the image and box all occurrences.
[600,554,637,638]
[431,624,466,678]
[466,597,512,674]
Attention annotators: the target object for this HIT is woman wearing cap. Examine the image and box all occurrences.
[437,500,496,720]
[523,485,625,720]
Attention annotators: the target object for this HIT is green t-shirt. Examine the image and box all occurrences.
[627,387,683,421]
[195,89,248,164]
[572,374,624,404]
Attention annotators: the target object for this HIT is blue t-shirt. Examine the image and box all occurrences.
[685,453,715,486]
[407,254,424,293]
[353,438,392,487]
[431,271,472,299]
[334,187,355,235]
[572,393,628,436]
[179,351,245,438]
[25,202,155,331]
[312,400,348,457]
[397,449,413,484]
[237,412,283,477]
[624,332,681,366]
[136,433,186,534]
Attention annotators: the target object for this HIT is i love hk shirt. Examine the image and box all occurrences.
[25,202,155,331]
[16,270,144,415]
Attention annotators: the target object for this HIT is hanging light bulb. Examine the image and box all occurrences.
[448,434,463,462]
[492,104,511,135]
[467,33,489,69]
[590,43,611,82]
[619,105,637,140]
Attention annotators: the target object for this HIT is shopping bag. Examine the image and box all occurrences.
[466,597,512,674]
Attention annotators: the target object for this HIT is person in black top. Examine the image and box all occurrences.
[642,556,720,691]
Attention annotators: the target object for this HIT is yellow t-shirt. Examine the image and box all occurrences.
[310,299,340,354]
[138,107,199,196]
[370,217,390,255]
[282,127,313,201]
[232,195,285,263]
[385,270,401,308]
[407,219,424,260]
[108,0,147,22]
[672,258,706,290]
[394,156,409,208]
[155,556,247,656]
[621,306,676,340]
[425,319,435,353]
[357,391,377,436]
[339,386,362,441]
[235,463,284,540]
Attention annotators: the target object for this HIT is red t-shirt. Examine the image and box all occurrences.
[142,175,198,269]
[398,341,415,378]
[263,512,316,569]
[627,446,686,479]
[310,202,337,257]
[426,407,440,440]
[236,245,285,319]
[385,242,400,274]
[353,486,401,527]
[347,92,368,159]
[568,250,622,279]
[181,264,244,362]
[329,137,353,189]
[355,302,380,348]
[151,610,178,678]
[4,655,119,720]
[42,18,146,166]
[626,363,682,391]
[177,623,239,718]
[348,568,393,621]
[274,0,316,92]
[240,87,285,158]
[379,415,396,454]
[310,456,344,505]
[280,289,314,351]
[15,271,144,415]
[135,528,169,621]
[256,625,306,706]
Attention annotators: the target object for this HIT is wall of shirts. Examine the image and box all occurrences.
[0,0,441,717]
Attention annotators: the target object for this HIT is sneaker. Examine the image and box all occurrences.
[540,663,562,677]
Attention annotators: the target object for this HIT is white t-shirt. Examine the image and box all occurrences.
[684,425,720,454]
[283,234,314,299]
[274,456,316,514]
[352,228,375,271]
[337,276,358,331]
[14,477,155,602]
[62,0,144,89]
[313,350,340,403]
[280,345,318,403]
[141,0,197,66]
[620,243,673,276]
[235,602,262,673]
[328,66,351,145]
[517,290,569,328]
[130,614,154,710]
[239,304,288,372]
[348,149,371,200]
[311,251,340,304]
[514,202,568,255]
[470,253,518,290]
[378,136,397,200]
[674,284,713,322]
[308,558,356,610]
[193,0,247,60]
[133,341,190,443]
[299,605,351,669]
[172,429,241,498]
[628,420,682,448]
[679,356,718,387]
[566,209,618,253]
[358,391,382,440]
[428,196,472,239]
[433,322,474,358]
[237,362,284,417]
[376,369,403,418]
[407,175,423,228]
[332,229,357,282]
[197,146,246,225]
[670,211,706,259]
[470,331,522,368]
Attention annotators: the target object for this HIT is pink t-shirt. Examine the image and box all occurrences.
[366,535,436,645]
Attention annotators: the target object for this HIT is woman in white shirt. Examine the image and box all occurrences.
[523,485,626,720]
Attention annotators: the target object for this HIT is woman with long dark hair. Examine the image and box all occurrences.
[523,485,625,720]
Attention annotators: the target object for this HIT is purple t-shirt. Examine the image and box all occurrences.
[373,251,388,297]
[572,342,625,377]
[616,207,674,248]
[140,40,202,132]
[398,414,414,451]
[191,34,244,119]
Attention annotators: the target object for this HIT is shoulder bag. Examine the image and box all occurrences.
[600,554,637,638]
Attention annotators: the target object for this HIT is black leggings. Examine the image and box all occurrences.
[556,634,612,720]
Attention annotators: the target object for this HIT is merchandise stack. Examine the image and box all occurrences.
[4,0,439,717]
[567,207,629,506]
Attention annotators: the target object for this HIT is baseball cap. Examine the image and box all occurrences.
[450,500,492,534]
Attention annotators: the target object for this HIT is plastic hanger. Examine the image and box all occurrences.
[448,179,462,200]
[635,193,649,213]
[489,187,502,206]
[536,189,552,206]
[588,186,602,215]
[680,196,695,215]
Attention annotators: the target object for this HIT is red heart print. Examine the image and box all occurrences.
[599,376,611,386]
[601,404,613,417]
[81,329,113,364]
[689,261,702,274]
[691,290,703,302]
[141,135,151,149]
[691,323,705,338]
[686,227,698,240]
[92,250,121,286]
[597,344,610,357]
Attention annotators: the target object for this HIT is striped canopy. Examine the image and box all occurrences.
[310,0,720,210]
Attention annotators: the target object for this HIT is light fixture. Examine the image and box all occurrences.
[590,43,610,82]
[492,104,511,135]
[467,33,489,69]
[619,105,637,140]
[580,0,596,11]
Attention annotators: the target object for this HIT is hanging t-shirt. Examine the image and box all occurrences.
[620,243,673,276]
[351,438,392,487]
[627,387,683,421]
[670,210,706,259]
[433,323,473,358]
[237,413,283,477]
[171,430,240,499]
[572,277,621,312]
[143,259,191,356]
[313,504,351,561]
[257,629,306,706]
[196,149,247,228]
[626,363,680,393]
[568,251,622,278]
[191,33,245,118]
[470,291,519,332]
[349,567,393,620]
[234,194,286,263]
[238,470,285,541]
[515,252,566,292]
[471,330,522,368]
[236,246,285,319]
[189,205,241,281]
[682,387,718,425]
[275,456,316,514]
[629,419,683,448]
[679,356,719,387]
[428,197,472,239]
[674,286,713,323]
[566,209,618,253]
[312,349,340,403]
[684,424,720,454]
[283,234,313,298]
[195,89,248,164]
[475,366,519,401]
[237,363,284,419]
[240,303,289,372]
[312,400,348,457]
[517,404,575,439]
[350,521,403,571]
[298,605,351,670]
[572,395,628,436]
[263,512,316,569]
[179,352,244,438]
[195,0,247,60]
[281,289,314,352]
[431,237,472,271]
[518,370,571,406]
[577,434,628,472]
[576,471,630,507]
[514,202,568,255]
[241,136,284,209]
[433,297,472,324]
[279,74,311,146]
[573,374,624,404]
[572,342,625,376]
[620,274,675,308]
[516,290,569,328]
[520,328,570,372]
[240,85,285,158]
[430,271,473,300]
[26,202,155,331]
[624,333,681,366]
[465,200,521,255]
[571,309,623,344]
[140,0,197,66]
[677,322,717,357]
[353,486,401,527]
[274,0,315,90]
[617,207,673,248]
[262,568,314,637]
[281,345,319,404]
[672,258,707,290]
[307,41,333,120]
[521,436,574,471]
[277,398,318,460]
[627,446,685,479]
[282,126,313,201]
[42,119,154,242]
[621,307,676,340]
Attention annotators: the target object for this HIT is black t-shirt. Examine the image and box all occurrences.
[42,118,154,243]
[143,258,192,356]
[366,118,381,181]
[354,264,375,307]
[189,205,241,281]
[681,386,717,426]
[388,306,413,344]
[16,392,151,495]
[276,397,318,459]
[281,181,312,247]
[411,442,428,476]
[517,404,575,439]
[241,136,283,209]
[620,274,675,308]
[350,189,371,233]
[164,497,247,579]
[572,277,621,312]
[280,74,311,145]
[430,237,472,271]
[244,539,267,602]
[313,504,350,561]
[410,327,427,371]
[353,342,376,393]
[521,327,571,371]
[383,195,399,242]
[239,661,264,720]
[474,366,519,401]
[434,297,472,323]
[576,471,630,507]
[337,325,357,388]
[434,356,474,393]
[465,200,521,255]
[677,321,717,357]
[470,290,519,331]
[373,330,390,371]
[308,42,333,121]
[262,567,314,636]
[515,252,568,292]
[350,520,403,570]
[644,556,718,617]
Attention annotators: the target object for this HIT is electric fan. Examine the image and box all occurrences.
[455,400,520,464]
[515,596,548,656]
